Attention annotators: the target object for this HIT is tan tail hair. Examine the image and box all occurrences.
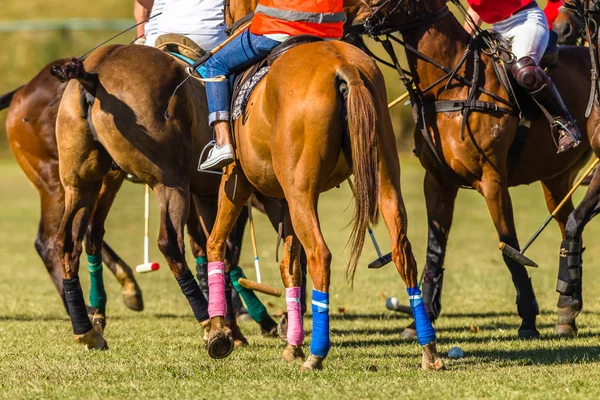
[337,64,380,285]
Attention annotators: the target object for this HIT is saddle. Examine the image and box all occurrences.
[155,33,206,66]
[231,35,324,120]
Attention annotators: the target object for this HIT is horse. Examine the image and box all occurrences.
[1,62,144,328]
[553,0,600,45]
[349,0,599,339]
[49,43,286,350]
[203,0,444,372]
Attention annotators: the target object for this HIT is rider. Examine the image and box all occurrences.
[465,0,581,153]
[199,0,346,171]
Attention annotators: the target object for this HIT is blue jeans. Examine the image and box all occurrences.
[204,30,281,125]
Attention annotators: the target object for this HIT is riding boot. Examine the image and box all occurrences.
[511,56,581,153]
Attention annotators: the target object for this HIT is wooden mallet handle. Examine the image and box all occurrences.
[237,278,282,297]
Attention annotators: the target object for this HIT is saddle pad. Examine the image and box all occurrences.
[232,66,270,120]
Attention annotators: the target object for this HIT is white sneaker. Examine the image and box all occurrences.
[199,143,235,171]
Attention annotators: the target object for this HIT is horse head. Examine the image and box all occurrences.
[554,0,600,45]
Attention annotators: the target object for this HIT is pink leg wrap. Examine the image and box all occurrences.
[286,287,304,346]
[208,261,227,318]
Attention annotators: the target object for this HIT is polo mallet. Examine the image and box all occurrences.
[499,158,600,267]
[236,199,282,297]
[388,91,409,109]
[346,179,393,268]
[135,185,160,273]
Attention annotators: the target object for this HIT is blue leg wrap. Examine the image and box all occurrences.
[87,254,106,311]
[310,290,330,357]
[407,287,436,346]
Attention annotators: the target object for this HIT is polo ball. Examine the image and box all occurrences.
[385,297,399,311]
[447,346,464,359]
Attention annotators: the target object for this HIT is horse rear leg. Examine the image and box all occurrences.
[153,185,213,344]
[376,115,444,370]
[480,175,539,339]
[553,166,600,337]
[401,171,458,342]
[206,166,254,359]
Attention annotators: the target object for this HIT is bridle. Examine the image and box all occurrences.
[563,0,600,117]
[561,0,600,45]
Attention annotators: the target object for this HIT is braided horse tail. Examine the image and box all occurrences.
[337,64,380,285]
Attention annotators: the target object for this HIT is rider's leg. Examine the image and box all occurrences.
[200,29,281,171]
[496,4,581,153]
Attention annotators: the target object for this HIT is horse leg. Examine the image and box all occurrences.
[153,185,212,347]
[205,166,253,359]
[554,167,600,336]
[83,169,129,333]
[480,175,539,339]
[95,171,143,313]
[192,194,248,348]
[376,114,444,370]
[540,172,577,238]
[35,188,69,312]
[278,205,306,362]
[401,171,458,341]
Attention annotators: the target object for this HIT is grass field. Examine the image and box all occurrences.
[1,155,600,399]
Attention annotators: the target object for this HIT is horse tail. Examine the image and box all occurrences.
[337,64,380,285]
[0,86,21,110]
[50,58,98,94]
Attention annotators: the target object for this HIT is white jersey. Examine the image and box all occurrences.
[144,0,166,40]
[146,0,228,50]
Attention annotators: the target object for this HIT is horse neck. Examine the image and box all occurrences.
[229,0,258,24]
[402,12,471,95]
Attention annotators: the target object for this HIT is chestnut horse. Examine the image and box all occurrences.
[203,1,443,372]
[553,0,600,45]
[49,44,283,350]
[351,0,599,339]
[1,63,143,323]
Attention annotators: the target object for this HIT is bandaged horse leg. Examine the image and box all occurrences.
[375,106,444,369]
[230,265,277,335]
[86,254,107,333]
[278,218,305,362]
[402,172,457,340]
[206,165,253,359]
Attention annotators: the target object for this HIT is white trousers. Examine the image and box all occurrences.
[493,3,549,65]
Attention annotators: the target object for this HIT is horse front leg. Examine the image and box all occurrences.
[480,174,539,339]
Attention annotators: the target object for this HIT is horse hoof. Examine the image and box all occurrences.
[300,355,324,371]
[277,313,288,342]
[518,328,540,340]
[200,320,211,344]
[400,323,417,341]
[207,331,234,359]
[87,307,106,335]
[74,329,108,350]
[421,341,446,371]
[227,321,249,348]
[260,317,279,338]
[282,344,305,362]
[121,289,144,312]
[556,322,577,338]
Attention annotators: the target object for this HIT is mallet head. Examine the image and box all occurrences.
[368,253,393,269]
[498,242,538,267]
[135,262,160,273]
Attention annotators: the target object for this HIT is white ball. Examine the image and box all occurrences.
[447,347,464,359]
[385,297,399,310]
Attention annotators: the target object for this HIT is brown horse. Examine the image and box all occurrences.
[350,0,598,339]
[553,0,599,45]
[203,1,443,371]
[1,62,143,320]
[49,44,284,350]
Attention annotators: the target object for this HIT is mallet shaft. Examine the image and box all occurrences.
[238,278,282,297]
[387,92,409,109]
[247,199,262,283]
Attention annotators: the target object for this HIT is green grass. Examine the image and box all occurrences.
[1,155,600,399]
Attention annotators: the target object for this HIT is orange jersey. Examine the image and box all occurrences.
[250,0,344,39]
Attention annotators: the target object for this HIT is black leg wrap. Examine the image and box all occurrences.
[556,240,583,324]
[176,271,209,322]
[225,274,235,322]
[196,261,209,300]
[422,268,444,320]
[64,277,93,335]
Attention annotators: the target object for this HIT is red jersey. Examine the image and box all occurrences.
[467,0,534,24]
[544,1,563,29]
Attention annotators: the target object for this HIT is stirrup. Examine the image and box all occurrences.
[197,140,225,175]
